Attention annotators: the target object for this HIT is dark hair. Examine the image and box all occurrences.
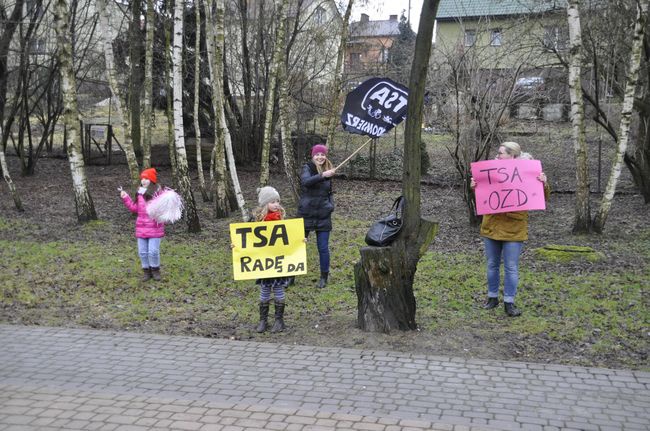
[143,183,161,201]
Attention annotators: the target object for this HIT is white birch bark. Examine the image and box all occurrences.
[97,0,140,190]
[205,0,242,218]
[164,0,178,185]
[324,0,354,149]
[275,0,298,202]
[594,0,648,232]
[53,0,97,222]
[567,0,591,233]
[173,0,201,232]
[259,0,288,188]
[194,0,209,201]
[142,0,155,169]
[0,124,23,211]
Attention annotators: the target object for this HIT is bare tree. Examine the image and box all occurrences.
[567,0,592,233]
[193,0,209,201]
[593,0,648,232]
[258,0,288,188]
[129,0,144,161]
[53,0,97,222]
[142,0,155,169]
[205,0,231,217]
[323,0,353,149]
[97,0,140,190]
[0,0,25,210]
[354,0,439,332]
[172,0,201,232]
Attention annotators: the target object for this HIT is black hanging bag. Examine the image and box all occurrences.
[364,196,405,247]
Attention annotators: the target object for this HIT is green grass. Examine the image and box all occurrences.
[0,215,648,369]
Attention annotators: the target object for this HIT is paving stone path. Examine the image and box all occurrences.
[0,325,648,430]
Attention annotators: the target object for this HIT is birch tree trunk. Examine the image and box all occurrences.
[164,0,178,185]
[216,3,248,221]
[193,0,209,201]
[324,0,354,149]
[53,0,97,222]
[594,0,648,232]
[567,0,591,233]
[205,0,232,218]
[259,0,288,188]
[278,61,299,202]
[142,0,155,169]
[97,0,140,191]
[355,0,439,332]
[173,0,201,232]
[129,0,144,161]
[0,127,23,211]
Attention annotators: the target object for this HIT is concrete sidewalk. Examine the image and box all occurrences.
[0,325,648,431]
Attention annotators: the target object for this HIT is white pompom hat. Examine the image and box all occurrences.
[257,186,280,207]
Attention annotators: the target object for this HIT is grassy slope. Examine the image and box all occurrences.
[1,215,648,370]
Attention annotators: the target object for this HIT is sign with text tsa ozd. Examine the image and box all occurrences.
[230,218,307,281]
[471,159,546,215]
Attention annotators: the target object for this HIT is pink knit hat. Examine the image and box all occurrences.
[311,144,329,157]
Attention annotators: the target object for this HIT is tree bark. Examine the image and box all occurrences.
[142,0,155,169]
[54,0,97,222]
[567,0,592,233]
[324,0,354,149]
[355,0,440,333]
[97,0,140,191]
[594,0,648,232]
[205,0,231,217]
[259,0,287,188]
[164,0,178,185]
[173,0,201,232]
[129,0,144,161]
[193,0,209,202]
[0,126,23,211]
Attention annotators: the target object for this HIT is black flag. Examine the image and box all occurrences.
[340,77,409,138]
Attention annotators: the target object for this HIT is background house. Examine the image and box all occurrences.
[344,13,401,86]
[432,0,569,121]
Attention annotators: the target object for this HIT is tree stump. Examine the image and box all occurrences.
[354,218,438,333]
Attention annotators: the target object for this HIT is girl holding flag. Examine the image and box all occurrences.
[298,144,336,289]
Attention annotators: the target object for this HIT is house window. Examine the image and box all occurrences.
[543,26,567,50]
[464,30,476,47]
[490,29,502,46]
[314,6,326,25]
[350,52,361,65]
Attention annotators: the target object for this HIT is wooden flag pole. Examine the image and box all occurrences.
[334,137,374,170]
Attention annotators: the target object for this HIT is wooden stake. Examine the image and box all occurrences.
[334,137,373,170]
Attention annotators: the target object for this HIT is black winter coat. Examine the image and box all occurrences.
[298,162,334,231]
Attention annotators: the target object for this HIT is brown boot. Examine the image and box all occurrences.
[151,267,161,281]
[142,267,152,282]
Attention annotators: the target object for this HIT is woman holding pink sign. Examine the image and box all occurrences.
[470,142,549,317]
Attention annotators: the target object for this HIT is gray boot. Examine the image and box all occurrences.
[270,302,285,333]
[256,302,270,333]
[316,272,329,289]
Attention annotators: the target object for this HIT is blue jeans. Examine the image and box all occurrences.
[305,230,330,273]
[137,238,161,268]
[484,238,523,303]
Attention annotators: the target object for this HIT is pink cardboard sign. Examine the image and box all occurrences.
[471,159,546,215]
